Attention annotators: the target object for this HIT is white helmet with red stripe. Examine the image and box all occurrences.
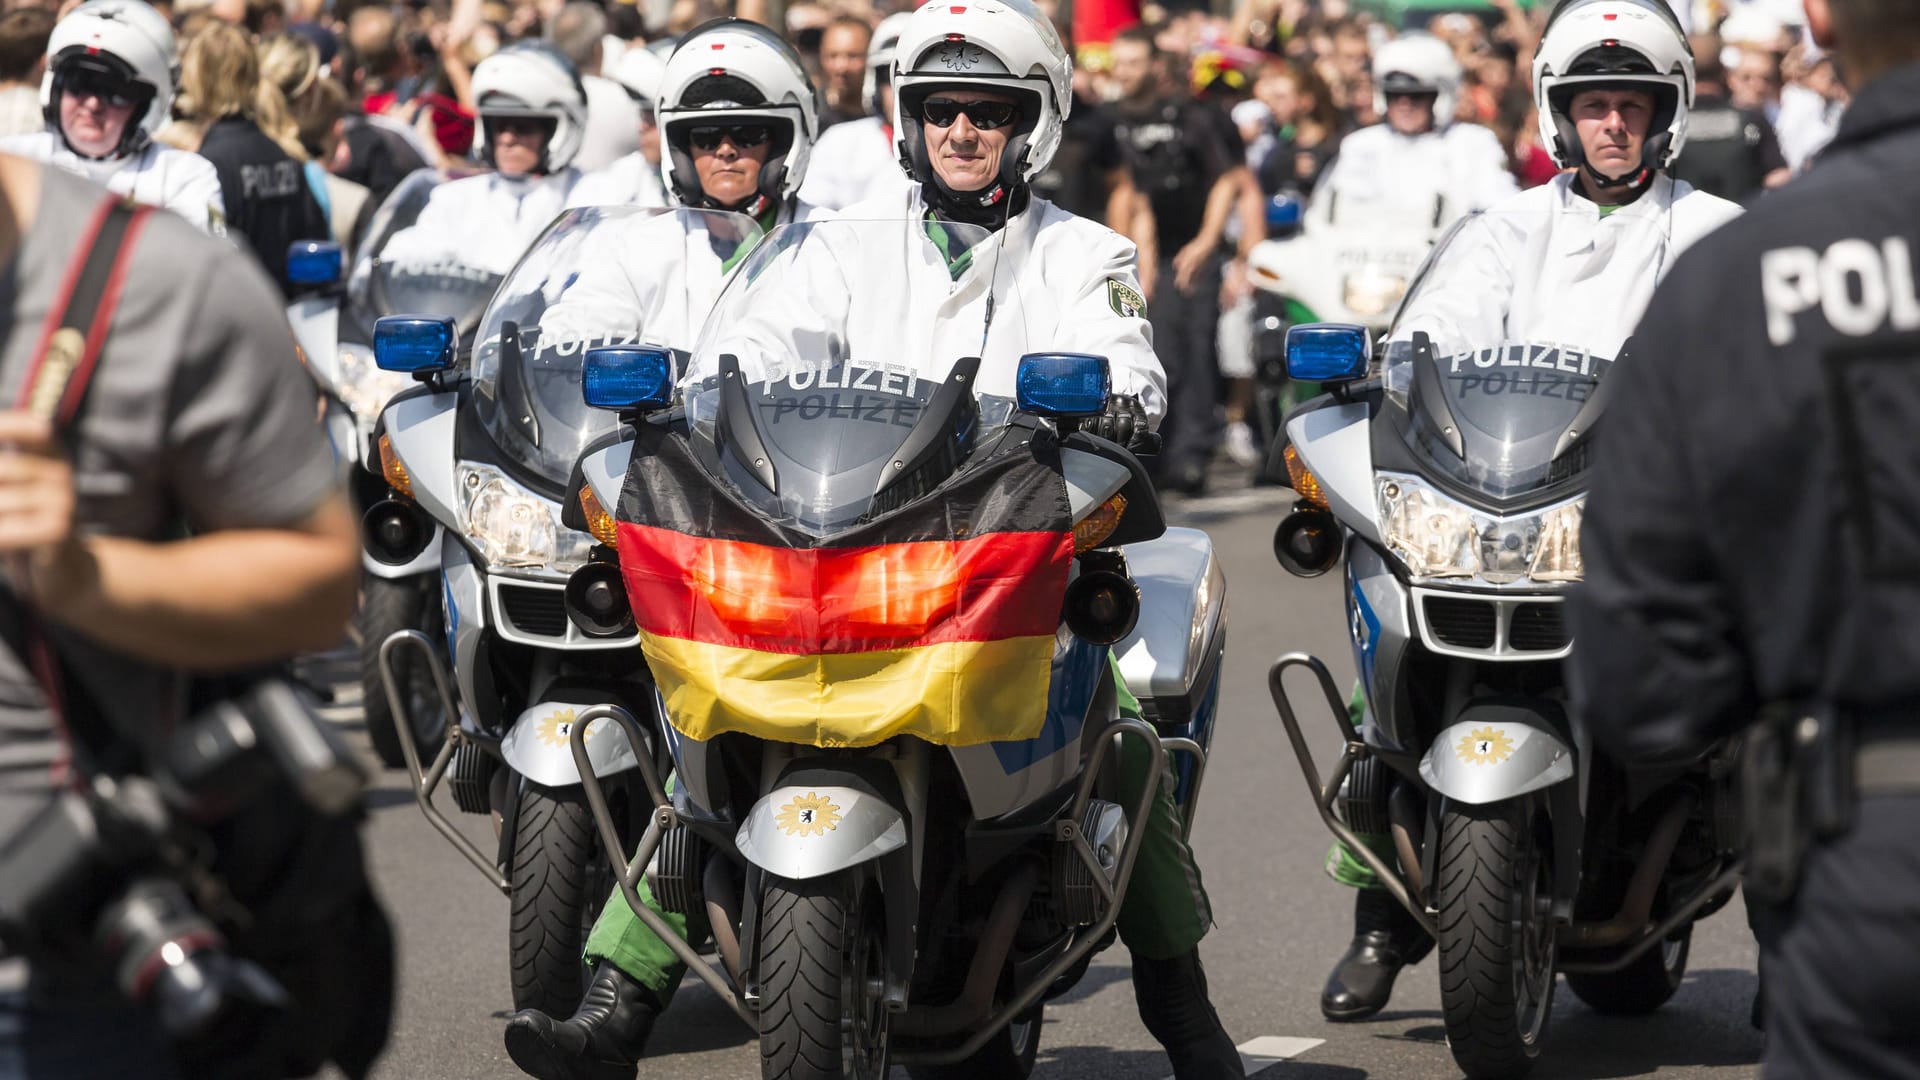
[1533,0,1694,183]
[890,0,1071,192]
[40,0,177,160]
[656,18,819,208]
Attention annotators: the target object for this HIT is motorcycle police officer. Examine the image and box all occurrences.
[1569,0,1920,1074]
[378,42,589,275]
[0,0,224,233]
[502,20,835,1080]
[1317,0,1744,1022]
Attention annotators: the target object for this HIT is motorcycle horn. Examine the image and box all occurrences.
[565,562,635,638]
[363,499,433,566]
[1062,569,1140,646]
[1274,508,1343,577]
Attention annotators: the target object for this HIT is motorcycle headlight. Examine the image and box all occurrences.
[1376,473,1584,585]
[458,465,595,574]
[1343,269,1408,319]
[334,342,416,424]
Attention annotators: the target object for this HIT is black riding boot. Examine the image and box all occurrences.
[503,962,662,1080]
[1320,887,1433,1022]
[1132,948,1245,1079]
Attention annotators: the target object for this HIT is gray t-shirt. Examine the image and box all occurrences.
[0,165,339,839]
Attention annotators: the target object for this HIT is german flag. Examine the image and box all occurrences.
[614,425,1073,748]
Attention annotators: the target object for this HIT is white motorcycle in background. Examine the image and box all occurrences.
[1246,191,1446,481]
[286,169,505,768]
[365,205,765,1018]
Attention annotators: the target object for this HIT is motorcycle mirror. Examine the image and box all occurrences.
[1285,323,1372,384]
[373,316,458,374]
[1015,353,1110,418]
[583,347,675,413]
[286,240,344,287]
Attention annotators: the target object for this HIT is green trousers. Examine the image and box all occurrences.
[1325,682,1393,889]
[582,655,1215,1000]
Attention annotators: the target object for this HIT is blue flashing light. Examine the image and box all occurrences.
[1015,353,1111,418]
[373,316,458,374]
[583,346,675,412]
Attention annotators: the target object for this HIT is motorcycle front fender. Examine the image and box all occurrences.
[736,784,908,882]
[500,700,645,787]
[1419,706,1574,804]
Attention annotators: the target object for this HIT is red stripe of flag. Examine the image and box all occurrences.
[616,522,1071,655]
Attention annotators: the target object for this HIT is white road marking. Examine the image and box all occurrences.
[1159,1035,1327,1080]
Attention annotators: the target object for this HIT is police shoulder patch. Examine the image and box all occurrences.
[1107,278,1147,319]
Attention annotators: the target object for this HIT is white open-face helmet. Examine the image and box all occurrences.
[891,0,1072,204]
[41,0,177,160]
[472,41,589,174]
[1371,32,1461,129]
[1534,0,1693,182]
[656,18,818,211]
[611,44,668,109]
[863,13,911,117]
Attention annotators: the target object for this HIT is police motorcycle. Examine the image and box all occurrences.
[285,168,507,769]
[562,218,1225,1078]
[1246,191,1447,482]
[365,205,763,1018]
[1267,213,1746,1078]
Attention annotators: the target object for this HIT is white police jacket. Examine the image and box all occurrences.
[1393,171,1744,362]
[539,197,825,356]
[798,116,910,212]
[1,132,225,234]
[1317,122,1518,227]
[380,167,583,276]
[568,151,670,210]
[692,183,1166,424]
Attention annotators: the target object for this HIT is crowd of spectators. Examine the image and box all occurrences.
[0,0,1854,477]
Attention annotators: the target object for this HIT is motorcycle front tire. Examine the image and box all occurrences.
[358,574,448,769]
[508,782,612,1018]
[758,874,889,1080]
[1436,798,1557,1080]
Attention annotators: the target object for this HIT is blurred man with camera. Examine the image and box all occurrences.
[0,144,388,1078]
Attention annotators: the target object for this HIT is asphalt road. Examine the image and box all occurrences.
[329,474,1764,1080]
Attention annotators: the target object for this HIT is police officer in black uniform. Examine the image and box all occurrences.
[1568,0,1920,1073]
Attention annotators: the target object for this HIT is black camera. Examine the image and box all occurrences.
[0,679,366,1070]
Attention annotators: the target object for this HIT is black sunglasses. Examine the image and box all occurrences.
[689,124,773,151]
[63,70,142,109]
[920,98,1019,131]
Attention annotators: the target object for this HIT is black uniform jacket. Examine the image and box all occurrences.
[1568,61,1920,764]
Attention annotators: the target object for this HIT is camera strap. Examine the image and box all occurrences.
[5,194,151,784]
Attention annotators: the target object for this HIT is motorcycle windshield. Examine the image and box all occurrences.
[469,206,764,491]
[1380,208,1664,501]
[681,217,1029,537]
[342,170,507,341]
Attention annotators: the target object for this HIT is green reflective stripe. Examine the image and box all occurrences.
[1597,204,1624,217]
[925,214,974,280]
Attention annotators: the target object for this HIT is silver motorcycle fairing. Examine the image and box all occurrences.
[1286,402,1380,545]
[289,295,340,392]
[500,699,644,786]
[1062,449,1129,519]
[442,540,488,723]
[580,438,634,522]
[321,394,360,471]
[1347,542,1417,755]
[380,391,460,526]
[1115,528,1225,711]
[736,784,910,882]
[1419,712,1574,804]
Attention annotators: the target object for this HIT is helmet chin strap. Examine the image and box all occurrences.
[1579,156,1653,192]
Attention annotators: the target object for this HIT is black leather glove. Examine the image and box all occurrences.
[1086,394,1161,454]
[1088,394,1146,448]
